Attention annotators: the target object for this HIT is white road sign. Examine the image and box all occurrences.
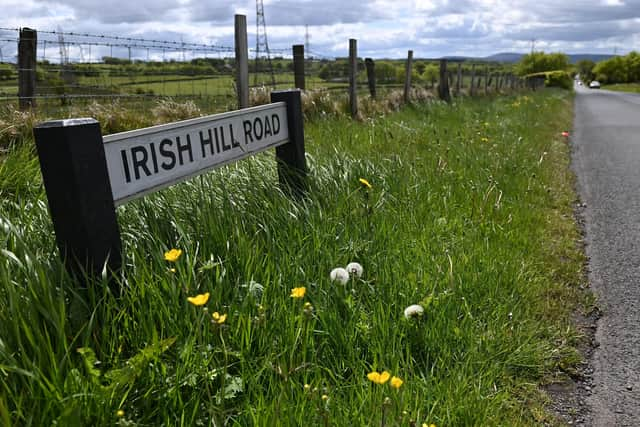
[103,102,289,205]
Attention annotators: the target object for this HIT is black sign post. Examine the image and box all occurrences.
[33,119,122,287]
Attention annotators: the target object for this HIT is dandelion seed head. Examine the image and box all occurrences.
[345,262,363,278]
[404,304,424,320]
[330,267,349,285]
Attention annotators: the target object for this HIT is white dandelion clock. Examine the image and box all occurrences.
[330,267,349,285]
[345,262,363,278]
[404,304,425,320]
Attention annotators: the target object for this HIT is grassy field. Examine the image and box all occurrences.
[0,89,586,426]
[602,82,640,93]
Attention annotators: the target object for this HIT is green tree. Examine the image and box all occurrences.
[515,52,570,75]
[576,59,595,82]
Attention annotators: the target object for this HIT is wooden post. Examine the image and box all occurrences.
[455,62,462,95]
[271,90,308,197]
[470,64,476,96]
[365,58,376,99]
[438,59,451,102]
[484,66,489,95]
[495,71,500,92]
[18,27,37,110]
[33,119,122,290]
[234,14,249,109]
[293,44,305,90]
[404,50,413,103]
[349,39,358,118]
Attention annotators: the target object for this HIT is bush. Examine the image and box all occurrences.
[544,71,573,90]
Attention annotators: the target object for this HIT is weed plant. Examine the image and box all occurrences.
[0,90,584,426]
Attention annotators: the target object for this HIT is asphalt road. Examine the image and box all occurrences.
[572,84,640,425]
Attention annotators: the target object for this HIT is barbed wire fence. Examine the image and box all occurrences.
[0,22,532,119]
[0,25,352,117]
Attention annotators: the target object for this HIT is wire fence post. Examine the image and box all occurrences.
[365,58,376,99]
[18,27,37,110]
[293,44,305,90]
[438,59,451,102]
[349,38,358,119]
[404,50,413,104]
[454,62,460,96]
[484,66,489,95]
[234,14,249,109]
[470,64,476,96]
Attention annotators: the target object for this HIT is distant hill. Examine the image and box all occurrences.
[476,52,615,64]
[567,54,615,63]
[483,52,524,63]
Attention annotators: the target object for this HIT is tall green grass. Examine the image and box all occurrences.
[0,90,584,426]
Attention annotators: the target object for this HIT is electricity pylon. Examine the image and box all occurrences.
[254,0,276,87]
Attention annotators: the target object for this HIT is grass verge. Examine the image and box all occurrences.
[601,82,640,93]
[0,89,585,426]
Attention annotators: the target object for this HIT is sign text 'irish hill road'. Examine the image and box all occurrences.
[103,102,289,205]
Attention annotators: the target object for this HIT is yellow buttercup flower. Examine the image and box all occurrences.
[164,248,182,262]
[290,287,306,299]
[116,409,125,418]
[212,312,227,324]
[390,376,403,389]
[367,371,391,384]
[359,178,372,189]
[187,292,210,306]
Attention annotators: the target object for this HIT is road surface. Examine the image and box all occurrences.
[572,83,640,425]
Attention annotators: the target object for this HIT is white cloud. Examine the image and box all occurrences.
[1,0,638,60]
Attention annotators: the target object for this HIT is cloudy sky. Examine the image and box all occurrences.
[1,0,639,62]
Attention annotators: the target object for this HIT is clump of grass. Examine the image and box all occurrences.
[71,100,152,134]
[0,106,38,150]
[151,99,202,124]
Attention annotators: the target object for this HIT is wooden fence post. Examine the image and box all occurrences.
[470,64,476,96]
[484,66,489,95]
[404,50,413,103]
[293,44,305,90]
[495,71,500,92]
[365,58,376,99]
[234,14,249,109]
[33,119,122,290]
[455,62,462,95]
[349,39,358,118]
[438,59,451,102]
[271,90,308,197]
[18,27,37,110]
